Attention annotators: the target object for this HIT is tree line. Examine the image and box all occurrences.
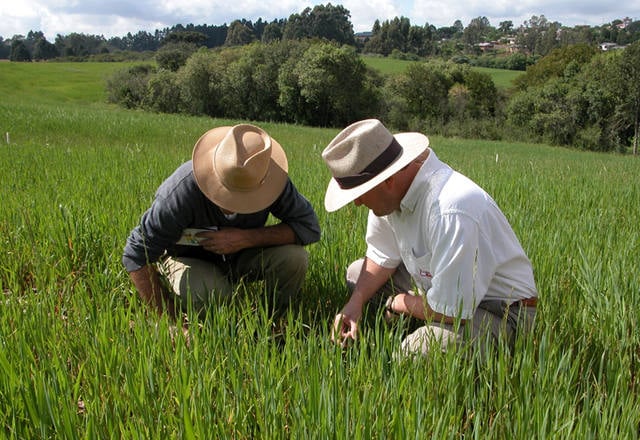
[105,38,640,154]
[2,4,639,63]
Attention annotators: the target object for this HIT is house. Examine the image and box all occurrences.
[355,32,373,44]
[600,42,618,51]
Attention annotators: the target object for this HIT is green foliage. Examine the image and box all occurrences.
[364,16,436,56]
[514,44,598,90]
[114,41,380,128]
[507,47,636,152]
[617,40,640,154]
[155,42,199,71]
[163,31,207,46]
[279,43,377,126]
[144,69,181,113]
[225,20,256,46]
[175,48,238,116]
[462,69,498,117]
[105,64,156,109]
[33,38,59,60]
[383,61,452,130]
[10,40,31,61]
[381,60,502,135]
[283,3,355,45]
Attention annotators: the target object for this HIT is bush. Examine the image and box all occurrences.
[143,70,181,113]
[105,64,155,108]
[175,48,239,116]
[156,42,198,72]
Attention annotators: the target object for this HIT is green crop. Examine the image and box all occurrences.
[0,62,638,438]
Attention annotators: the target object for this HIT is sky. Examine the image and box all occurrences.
[1,0,637,41]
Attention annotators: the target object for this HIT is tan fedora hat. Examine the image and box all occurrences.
[322,119,429,212]
[192,124,288,214]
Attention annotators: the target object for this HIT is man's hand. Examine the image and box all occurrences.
[169,324,191,347]
[331,301,363,347]
[197,224,297,256]
[198,228,249,255]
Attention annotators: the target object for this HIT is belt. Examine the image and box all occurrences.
[518,297,538,307]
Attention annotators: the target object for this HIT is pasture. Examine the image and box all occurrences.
[361,55,523,89]
[0,61,638,438]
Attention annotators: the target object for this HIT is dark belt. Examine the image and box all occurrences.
[518,297,538,307]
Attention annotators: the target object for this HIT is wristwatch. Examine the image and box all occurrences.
[384,295,399,316]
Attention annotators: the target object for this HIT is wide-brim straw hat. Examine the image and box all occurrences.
[322,119,429,212]
[192,124,288,214]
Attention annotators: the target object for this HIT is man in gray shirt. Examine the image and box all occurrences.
[123,124,320,325]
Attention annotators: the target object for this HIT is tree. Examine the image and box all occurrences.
[176,48,238,116]
[462,69,498,118]
[307,3,355,45]
[463,16,492,47]
[144,70,181,113]
[618,41,640,154]
[10,39,31,61]
[499,21,514,35]
[516,15,558,56]
[514,44,597,90]
[33,38,59,60]
[261,22,283,43]
[225,20,256,46]
[278,43,377,126]
[383,61,452,130]
[163,31,206,46]
[105,64,155,108]
[0,38,10,59]
[156,42,198,71]
[364,16,412,55]
[54,32,107,57]
[283,3,355,45]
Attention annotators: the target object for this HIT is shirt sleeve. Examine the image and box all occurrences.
[122,191,195,272]
[269,179,321,246]
[365,211,402,269]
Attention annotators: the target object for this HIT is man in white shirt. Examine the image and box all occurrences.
[321,119,537,357]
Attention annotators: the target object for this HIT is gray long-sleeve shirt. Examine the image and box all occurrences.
[122,161,321,272]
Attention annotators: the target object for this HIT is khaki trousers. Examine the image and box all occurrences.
[346,258,536,358]
[161,245,309,316]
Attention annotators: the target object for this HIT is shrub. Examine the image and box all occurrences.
[155,42,199,72]
[105,64,155,108]
[143,69,181,113]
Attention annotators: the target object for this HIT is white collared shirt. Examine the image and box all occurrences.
[365,149,537,319]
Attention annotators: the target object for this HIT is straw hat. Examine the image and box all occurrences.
[322,119,429,212]
[192,124,288,214]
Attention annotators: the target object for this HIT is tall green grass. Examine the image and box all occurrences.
[0,62,638,438]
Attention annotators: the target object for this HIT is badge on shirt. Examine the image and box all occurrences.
[420,269,433,279]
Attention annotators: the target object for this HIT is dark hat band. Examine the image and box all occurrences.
[334,138,402,189]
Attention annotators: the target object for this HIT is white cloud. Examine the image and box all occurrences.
[343,0,401,32]
[0,0,637,40]
[410,0,634,28]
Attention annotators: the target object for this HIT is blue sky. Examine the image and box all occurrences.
[1,0,637,41]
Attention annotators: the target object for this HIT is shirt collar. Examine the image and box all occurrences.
[399,148,445,213]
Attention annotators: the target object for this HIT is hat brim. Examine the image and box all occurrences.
[324,132,429,212]
[192,126,288,214]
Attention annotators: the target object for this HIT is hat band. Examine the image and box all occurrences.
[334,138,402,189]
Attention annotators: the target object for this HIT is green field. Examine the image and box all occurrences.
[0,62,638,438]
[361,55,523,89]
